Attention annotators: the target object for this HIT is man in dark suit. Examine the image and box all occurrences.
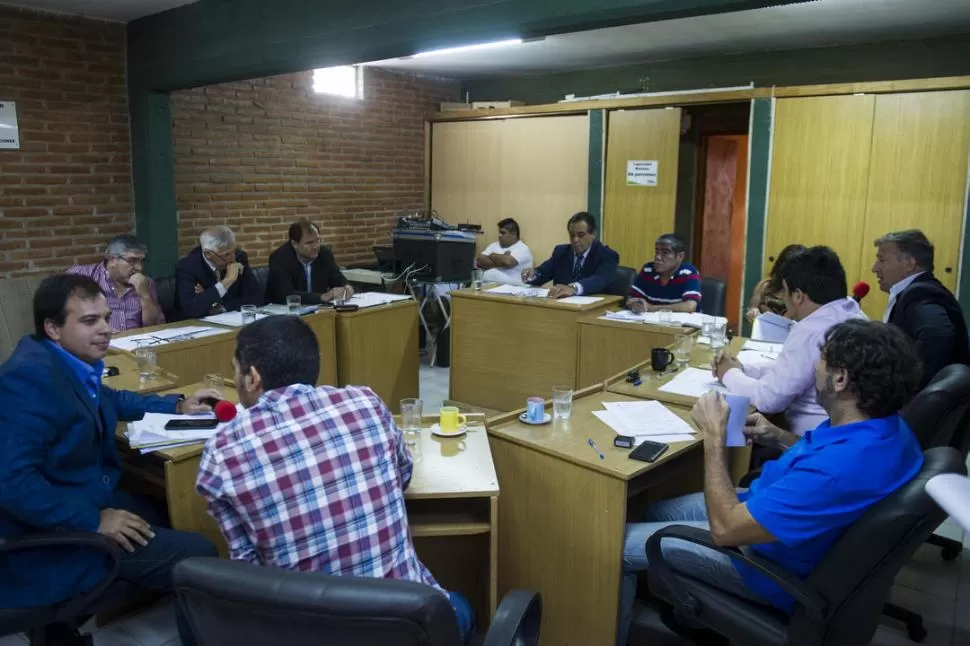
[266,218,354,305]
[872,229,970,389]
[175,225,263,319]
[522,211,619,298]
[0,274,219,645]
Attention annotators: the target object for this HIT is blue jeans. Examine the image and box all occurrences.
[618,492,766,646]
[449,590,475,643]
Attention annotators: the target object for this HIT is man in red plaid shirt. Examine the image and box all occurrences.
[196,315,474,640]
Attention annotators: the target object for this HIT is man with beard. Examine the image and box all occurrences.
[266,218,354,305]
[68,235,165,331]
[615,320,923,646]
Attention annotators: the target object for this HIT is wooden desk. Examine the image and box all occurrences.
[335,300,419,413]
[487,390,704,646]
[450,289,621,412]
[576,313,695,387]
[103,353,179,394]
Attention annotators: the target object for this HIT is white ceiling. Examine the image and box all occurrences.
[2,0,198,21]
[367,0,970,79]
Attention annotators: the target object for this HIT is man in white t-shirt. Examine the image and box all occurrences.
[476,218,532,285]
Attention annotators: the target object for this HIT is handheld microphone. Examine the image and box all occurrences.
[202,397,238,423]
[851,281,871,303]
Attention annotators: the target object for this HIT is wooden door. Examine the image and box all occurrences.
[765,95,876,289]
[858,90,970,319]
[602,108,681,269]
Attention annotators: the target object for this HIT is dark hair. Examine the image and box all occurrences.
[235,315,320,390]
[875,229,935,273]
[777,245,847,305]
[656,233,687,255]
[567,211,596,234]
[33,274,104,339]
[288,218,319,244]
[821,320,921,418]
[766,243,808,292]
[497,218,520,239]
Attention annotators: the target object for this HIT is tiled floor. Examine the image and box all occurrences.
[419,361,450,412]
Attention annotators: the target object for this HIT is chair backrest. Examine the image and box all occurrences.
[607,265,637,297]
[790,447,965,646]
[250,266,269,306]
[374,246,396,273]
[0,275,48,364]
[154,275,179,323]
[700,277,726,317]
[175,557,463,646]
[901,363,970,449]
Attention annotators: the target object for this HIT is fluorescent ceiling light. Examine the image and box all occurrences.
[412,38,523,58]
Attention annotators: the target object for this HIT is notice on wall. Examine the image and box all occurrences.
[0,101,19,150]
[626,160,657,186]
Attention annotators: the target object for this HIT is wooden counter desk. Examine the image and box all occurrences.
[103,352,179,393]
[450,288,621,412]
[486,389,706,646]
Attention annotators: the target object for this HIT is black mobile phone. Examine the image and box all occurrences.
[629,440,669,463]
[164,418,219,431]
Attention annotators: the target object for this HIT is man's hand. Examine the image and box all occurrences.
[712,350,743,381]
[745,307,760,323]
[194,282,205,295]
[128,272,150,296]
[691,392,730,444]
[627,297,648,313]
[743,413,799,450]
[521,267,537,283]
[548,284,577,299]
[176,388,225,414]
[221,262,242,289]
[324,285,354,302]
[98,508,154,553]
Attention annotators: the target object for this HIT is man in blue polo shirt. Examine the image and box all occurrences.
[627,233,702,313]
[617,319,924,645]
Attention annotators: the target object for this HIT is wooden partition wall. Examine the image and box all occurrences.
[430,116,589,265]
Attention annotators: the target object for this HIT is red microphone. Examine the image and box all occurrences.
[202,397,238,423]
[852,281,871,303]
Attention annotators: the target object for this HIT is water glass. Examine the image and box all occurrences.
[701,316,714,342]
[657,309,673,325]
[241,304,258,325]
[710,321,727,351]
[134,345,156,380]
[551,386,573,420]
[204,373,224,398]
[400,398,423,454]
[471,269,483,291]
[286,294,302,315]
[673,334,693,368]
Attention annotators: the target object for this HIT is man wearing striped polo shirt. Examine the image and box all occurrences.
[627,233,702,313]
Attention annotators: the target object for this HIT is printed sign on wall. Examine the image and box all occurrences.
[626,160,658,186]
[0,101,20,150]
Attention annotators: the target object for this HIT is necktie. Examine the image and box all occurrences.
[572,254,583,282]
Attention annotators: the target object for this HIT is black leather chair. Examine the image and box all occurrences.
[0,532,121,645]
[174,557,541,646]
[700,277,727,317]
[608,265,637,298]
[250,265,269,306]
[154,274,179,322]
[643,447,965,646]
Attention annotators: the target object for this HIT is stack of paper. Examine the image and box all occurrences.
[111,326,231,352]
[344,292,411,309]
[592,400,696,444]
[658,367,727,399]
[557,295,604,305]
[486,284,549,298]
[201,311,270,327]
[126,409,243,454]
[752,312,792,343]
[738,340,783,367]
[600,310,727,329]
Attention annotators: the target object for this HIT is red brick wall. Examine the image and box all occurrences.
[0,6,131,278]
[171,67,459,266]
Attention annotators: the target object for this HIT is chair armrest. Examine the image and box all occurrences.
[646,525,826,621]
[482,589,542,646]
[737,469,762,488]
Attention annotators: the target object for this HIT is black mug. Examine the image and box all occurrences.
[651,347,673,373]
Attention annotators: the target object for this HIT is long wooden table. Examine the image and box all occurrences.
[450,289,621,412]
[487,388,707,646]
[103,352,179,394]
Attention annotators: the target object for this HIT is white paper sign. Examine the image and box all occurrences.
[0,101,19,150]
[626,160,657,186]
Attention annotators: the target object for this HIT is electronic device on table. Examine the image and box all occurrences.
[392,209,478,282]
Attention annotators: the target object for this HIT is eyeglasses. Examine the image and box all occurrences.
[116,255,145,265]
[207,249,237,262]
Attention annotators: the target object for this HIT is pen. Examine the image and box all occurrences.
[587,438,605,460]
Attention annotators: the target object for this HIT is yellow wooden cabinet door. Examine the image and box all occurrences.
[602,108,681,270]
[765,95,876,289]
[858,90,970,320]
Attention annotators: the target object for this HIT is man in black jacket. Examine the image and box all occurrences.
[175,225,263,319]
[266,219,353,305]
[872,229,970,388]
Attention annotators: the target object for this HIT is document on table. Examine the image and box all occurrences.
[592,400,695,445]
[601,310,727,329]
[344,292,411,309]
[127,408,244,453]
[742,339,783,355]
[557,295,604,305]
[201,311,270,327]
[751,312,792,343]
[658,367,727,398]
[258,303,321,316]
[110,325,230,352]
[486,284,549,298]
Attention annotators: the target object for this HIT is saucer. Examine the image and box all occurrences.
[519,412,552,425]
[430,423,468,438]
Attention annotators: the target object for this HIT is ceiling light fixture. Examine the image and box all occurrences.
[411,38,523,58]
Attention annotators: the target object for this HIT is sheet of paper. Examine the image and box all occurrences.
[633,433,696,445]
[736,351,777,369]
[658,367,727,399]
[724,394,750,447]
[926,474,970,533]
[602,309,650,323]
[127,408,243,448]
[110,325,230,352]
[742,339,783,355]
[201,311,269,327]
[258,303,322,316]
[486,284,549,298]
[344,292,411,309]
[557,295,604,305]
[600,400,696,437]
[752,312,792,343]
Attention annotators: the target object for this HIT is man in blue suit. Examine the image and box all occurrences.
[522,211,620,298]
[0,274,220,645]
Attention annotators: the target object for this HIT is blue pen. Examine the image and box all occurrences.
[587,438,605,460]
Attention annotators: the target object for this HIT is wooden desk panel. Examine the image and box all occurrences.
[112,321,238,385]
[301,309,338,386]
[450,290,621,412]
[103,353,180,393]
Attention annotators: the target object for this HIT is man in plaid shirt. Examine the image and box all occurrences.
[196,315,473,639]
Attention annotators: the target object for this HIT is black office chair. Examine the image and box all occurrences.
[608,265,637,298]
[249,266,270,306]
[642,447,965,646]
[374,245,397,273]
[154,275,179,322]
[0,532,122,646]
[700,277,727,317]
[174,557,542,646]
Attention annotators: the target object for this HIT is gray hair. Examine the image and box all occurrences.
[874,229,934,272]
[104,235,147,258]
[200,225,236,252]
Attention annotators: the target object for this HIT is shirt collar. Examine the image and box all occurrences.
[45,340,104,398]
[575,244,592,261]
[804,414,904,446]
[256,383,316,407]
[889,272,926,302]
[202,253,220,275]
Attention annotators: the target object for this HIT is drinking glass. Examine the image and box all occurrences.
[241,304,258,325]
[551,386,573,420]
[471,269,483,291]
[400,398,423,455]
[657,309,673,325]
[204,373,224,398]
[286,295,302,315]
[673,334,693,368]
[134,345,156,380]
[701,316,714,342]
[710,321,727,351]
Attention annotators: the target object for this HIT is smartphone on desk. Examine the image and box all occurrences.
[164,418,219,431]
[629,440,669,463]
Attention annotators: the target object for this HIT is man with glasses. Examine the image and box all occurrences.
[68,235,165,331]
[175,225,263,319]
[627,233,702,313]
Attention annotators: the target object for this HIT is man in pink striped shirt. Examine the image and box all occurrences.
[67,235,165,332]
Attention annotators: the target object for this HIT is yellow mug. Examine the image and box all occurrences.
[439,406,467,434]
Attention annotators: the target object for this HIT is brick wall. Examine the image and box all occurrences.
[171,67,459,267]
[0,6,131,278]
